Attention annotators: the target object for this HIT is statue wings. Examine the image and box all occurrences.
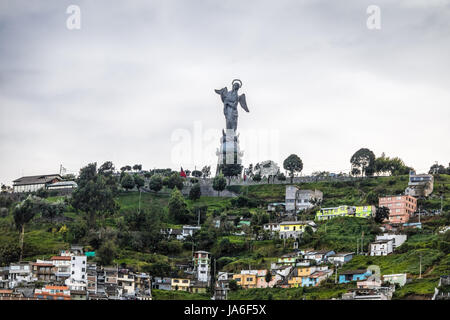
[239,94,249,112]
[215,87,228,103]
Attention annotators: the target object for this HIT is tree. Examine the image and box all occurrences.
[212,175,227,196]
[168,188,190,224]
[374,206,390,224]
[350,168,360,177]
[166,173,184,190]
[265,270,272,284]
[133,164,142,172]
[429,163,447,175]
[149,174,163,193]
[201,166,211,179]
[121,173,135,191]
[229,279,239,291]
[283,154,303,183]
[98,161,115,175]
[13,196,38,261]
[192,170,203,178]
[133,175,145,189]
[72,163,119,228]
[189,183,201,201]
[219,164,243,184]
[97,240,117,266]
[277,172,286,181]
[252,173,262,182]
[40,200,66,224]
[374,153,411,176]
[350,148,375,177]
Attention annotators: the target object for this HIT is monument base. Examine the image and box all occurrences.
[215,130,243,176]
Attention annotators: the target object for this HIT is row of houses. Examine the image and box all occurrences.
[0,246,152,300]
[213,237,415,300]
[269,178,431,227]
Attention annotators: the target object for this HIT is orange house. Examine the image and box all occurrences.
[34,285,71,300]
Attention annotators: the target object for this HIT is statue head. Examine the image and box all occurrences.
[232,79,242,91]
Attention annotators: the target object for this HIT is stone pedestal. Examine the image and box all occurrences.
[216,130,243,176]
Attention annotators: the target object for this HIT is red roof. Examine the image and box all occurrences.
[32,263,54,267]
[44,286,69,290]
[0,289,13,294]
[51,256,71,261]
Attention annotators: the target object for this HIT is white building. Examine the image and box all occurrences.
[263,223,280,233]
[193,251,210,284]
[285,186,323,212]
[51,256,71,281]
[376,234,407,249]
[9,262,32,288]
[179,225,201,240]
[383,273,407,287]
[47,181,78,190]
[65,255,87,291]
[370,239,394,256]
[12,174,62,193]
[117,269,135,296]
[327,252,354,266]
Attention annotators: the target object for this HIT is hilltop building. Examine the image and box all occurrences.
[285,186,323,212]
[405,171,434,197]
[12,174,62,193]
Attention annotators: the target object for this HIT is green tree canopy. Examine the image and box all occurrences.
[350,148,376,177]
[283,154,303,183]
[149,174,163,193]
[168,188,190,224]
[133,174,145,189]
[212,174,227,196]
[189,183,201,201]
[72,163,119,228]
[121,173,135,191]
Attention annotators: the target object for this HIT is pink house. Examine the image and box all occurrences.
[379,195,417,224]
[254,270,279,288]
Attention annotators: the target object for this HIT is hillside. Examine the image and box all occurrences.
[0,174,449,300]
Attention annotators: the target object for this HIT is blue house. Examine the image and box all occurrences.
[338,269,372,284]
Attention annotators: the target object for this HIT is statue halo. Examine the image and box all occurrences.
[232,79,242,88]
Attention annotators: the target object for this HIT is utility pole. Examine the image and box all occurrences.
[138,188,142,214]
[441,195,443,214]
[335,265,338,284]
[419,254,422,279]
[197,208,200,227]
[418,206,421,223]
[361,231,364,255]
[356,238,359,255]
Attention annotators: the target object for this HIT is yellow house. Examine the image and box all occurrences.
[297,267,313,277]
[288,276,302,287]
[171,278,190,291]
[233,273,257,289]
[279,221,312,239]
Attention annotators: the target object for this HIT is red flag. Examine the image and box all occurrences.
[180,167,187,178]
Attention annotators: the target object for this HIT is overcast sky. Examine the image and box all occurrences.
[1,0,449,185]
